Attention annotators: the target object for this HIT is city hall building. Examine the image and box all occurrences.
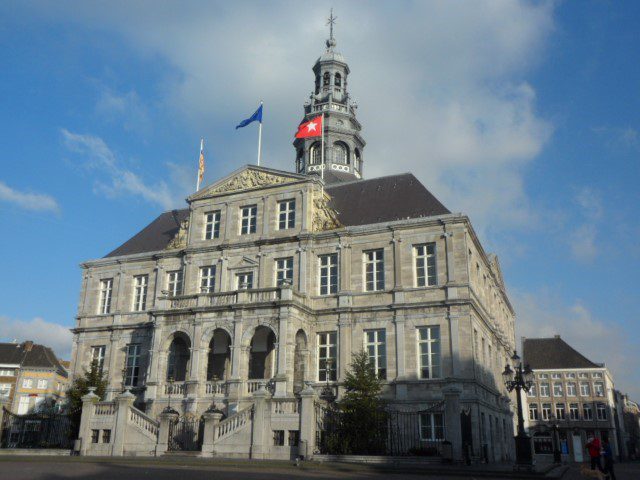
[70,27,518,460]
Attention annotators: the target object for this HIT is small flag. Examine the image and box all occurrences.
[295,115,323,138]
[198,138,205,184]
[236,104,263,129]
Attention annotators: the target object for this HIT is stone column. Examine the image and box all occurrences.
[257,252,268,288]
[448,310,461,377]
[338,243,351,292]
[77,388,100,456]
[298,383,317,459]
[261,196,269,237]
[155,410,179,456]
[443,384,463,462]
[299,190,307,232]
[112,390,135,456]
[393,313,407,400]
[338,317,352,381]
[201,410,224,456]
[250,383,271,459]
[297,247,307,294]
[274,294,291,397]
[144,324,164,405]
[227,313,244,406]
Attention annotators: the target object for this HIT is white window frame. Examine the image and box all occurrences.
[419,412,445,441]
[596,403,607,420]
[580,382,591,396]
[132,274,148,312]
[99,278,113,314]
[364,329,387,379]
[363,249,385,292]
[553,382,563,397]
[317,332,337,382]
[204,210,221,240]
[91,345,106,372]
[594,382,605,397]
[0,383,10,398]
[36,379,47,390]
[124,344,141,387]
[566,382,577,396]
[275,257,294,286]
[414,243,437,287]
[542,403,552,420]
[277,199,296,230]
[22,378,33,389]
[555,403,565,420]
[318,253,338,295]
[529,403,539,420]
[167,270,183,297]
[200,266,216,293]
[569,403,579,420]
[17,395,29,414]
[583,403,593,420]
[528,383,537,397]
[240,205,257,235]
[417,326,441,379]
[236,271,254,290]
[539,382,550,397]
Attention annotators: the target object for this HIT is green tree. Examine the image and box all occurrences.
[328,350,387,454]
[66,360,109,432]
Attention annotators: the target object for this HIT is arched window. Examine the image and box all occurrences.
[310,143,322,165]
[207,329,231,381]
[334,73,342,87]
[296,149,304,173]
[334,142,349,165]
[323,72,330,86]
[167,336,190,382]
[355,148,362,171]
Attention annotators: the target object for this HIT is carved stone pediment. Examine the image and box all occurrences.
[166,219,189,250]
[312,193,342,232]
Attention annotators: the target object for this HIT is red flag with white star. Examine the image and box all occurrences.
[295,115,323,138]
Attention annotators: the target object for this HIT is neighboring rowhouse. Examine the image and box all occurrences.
[0,341,69,414]
[621,394,640,459]
[70,27,518,461]
[522,335,621,462]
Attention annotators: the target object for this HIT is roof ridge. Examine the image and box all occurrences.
[326,172,414,188]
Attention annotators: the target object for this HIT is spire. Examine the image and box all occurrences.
[326,8,337,50]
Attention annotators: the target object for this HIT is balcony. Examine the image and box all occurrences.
[160,287,300,312]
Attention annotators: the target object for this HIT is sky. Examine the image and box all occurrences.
[0,1,638,398]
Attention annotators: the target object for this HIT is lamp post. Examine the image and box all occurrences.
[320,358,336,403]
[502,351,535,469]
[163,376,177,414]
[548,414,562,464]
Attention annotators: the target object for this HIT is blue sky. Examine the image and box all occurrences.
[0,1,638,398]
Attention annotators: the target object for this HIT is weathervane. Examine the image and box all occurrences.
[327,8,337,41]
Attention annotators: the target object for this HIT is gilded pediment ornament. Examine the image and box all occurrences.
[166,219,189,250]
[312,193,342,232]
[211,170,292,194]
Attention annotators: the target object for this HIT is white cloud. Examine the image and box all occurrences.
[0,316,73,360]
[0,181,60,213]
[513,289,640,400]
[35,0,556,234]
[61,129,183,209]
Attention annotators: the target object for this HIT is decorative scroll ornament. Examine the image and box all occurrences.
[312,193,342,232]
[166,219,189,250]
[210,170,292,194]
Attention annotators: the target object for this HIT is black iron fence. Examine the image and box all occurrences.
[0,408,75,449]
[168,416,204,451]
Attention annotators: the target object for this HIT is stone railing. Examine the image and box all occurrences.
[207,292,237,307]
[205,381,228,395]
[272,398,299,415]
[217,406,253,440]
[170,295,198,309]
[128,406,159,438]
[164,382,186,395]
[94,401,116,416]
[246,380,263,394]
[164,287,295,311]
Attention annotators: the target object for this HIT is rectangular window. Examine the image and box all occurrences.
[102,429,111,443]
[529,403,539,421]
[318,254,338,295]
[551,373,562,379]
[124,344,141,387]
[317,332,337,382]
[566,373,576,379]
[566,382,577,396]
[204,210,221,239]
[133,275,148,311]
[592,372,603,378]
[542,403,552,420]
[278,199,296,230]
[288,430,300,447]
[91,429,99,443]
[555,403,566,420]
[200,266,216,293]
[539,382,550,397]
[553,382,563,397]
[538,373,548,379]
[275,257,294,286]
[167,270,183,297]
[0,369,15,376]
[99,278,113,314]
[240,205,257,235]
[528,383,537,397]
[236,272,254,289]
[91,346,106,372]
[569,403,580,420]
[417,326,441,379]
[596,403,607,420]
[36,379,47,390]
[364,249,385,292]
[580,382,591,396]
[579,372,589,379]
[273,430,285,446]
[419,413,445,441]
[415,243,437,287]
[594,382,605,397]
[583,403,593,420]
[17,396,29,414]
[364,329,387,379]
[22,378,33,389]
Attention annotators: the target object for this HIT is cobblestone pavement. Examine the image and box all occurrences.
[562,461,640,480]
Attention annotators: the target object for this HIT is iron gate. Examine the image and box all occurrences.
[0,408,74,449]
[168,416,204,451]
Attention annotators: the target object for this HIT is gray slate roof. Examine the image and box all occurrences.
[522,336,601,370]
[104,173,450,258]
[0,342,68,377]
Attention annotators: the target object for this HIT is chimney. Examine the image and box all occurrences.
[22,340,34,352]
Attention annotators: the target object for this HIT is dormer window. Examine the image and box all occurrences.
[333,142,349,165]
[310,143,322,165]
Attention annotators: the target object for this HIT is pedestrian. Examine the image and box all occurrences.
[602,439,616,480]
[586,436,602,471]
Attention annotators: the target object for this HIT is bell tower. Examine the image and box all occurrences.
[293,10,365,181]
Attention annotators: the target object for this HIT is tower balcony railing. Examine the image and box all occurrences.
[308,101,353,115]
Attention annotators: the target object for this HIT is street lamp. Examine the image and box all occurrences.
[163,376,178,414]
[503,351,535,469]
[548,414,562,464]
[320,358,336,403]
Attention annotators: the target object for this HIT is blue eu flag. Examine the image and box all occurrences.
[236,104,263,129]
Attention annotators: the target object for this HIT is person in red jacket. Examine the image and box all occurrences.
[586,436,602,471]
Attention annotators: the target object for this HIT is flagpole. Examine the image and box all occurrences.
[257,101,263,166]
[321,112,325,195]
[196,138,203,191]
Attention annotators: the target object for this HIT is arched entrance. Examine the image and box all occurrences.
[166,334,190,381]
[293,329,308,393]
[207,329,231,380]
[248,326,276,379]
